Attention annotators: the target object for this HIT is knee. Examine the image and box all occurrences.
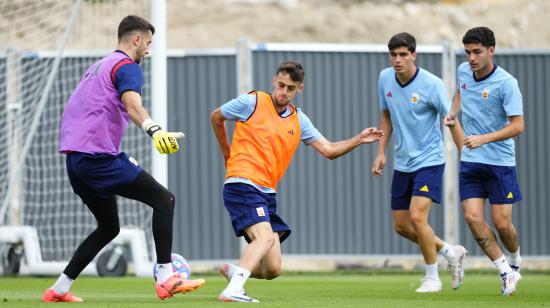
[264,266,282,280]
[494,220,512,234]
[98,223,120,241]
[409,212,427,228]
[109,226,121,240]
[166,192,175,210]
[394,224,413,238]
[156,191,175,214]
[463,211,483,226]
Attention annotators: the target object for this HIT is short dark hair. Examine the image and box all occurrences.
[388,32,416,53]
[118,15,155,41]
[276,61,305,83]
[462,27,495,48]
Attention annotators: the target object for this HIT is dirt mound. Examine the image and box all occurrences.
[7,0,548,50]
[165,0,549,49]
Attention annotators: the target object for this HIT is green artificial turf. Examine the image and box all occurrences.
[1,272,549,307]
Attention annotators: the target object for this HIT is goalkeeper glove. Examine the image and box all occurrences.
[142,119,185,154]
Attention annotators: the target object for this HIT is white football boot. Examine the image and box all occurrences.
[448,245,468,290]
[501,271,522,296]
[219,291,260,303]
[415,278,442,293]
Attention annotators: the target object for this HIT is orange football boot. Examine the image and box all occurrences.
[42,288,84,303]
[155,274,205,300]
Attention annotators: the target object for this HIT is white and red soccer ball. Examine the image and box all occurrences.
[153,253,191,280]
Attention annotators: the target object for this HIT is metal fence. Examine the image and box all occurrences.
[166,50,240,259]
[2,45,549,263]
[168,45,550,259]
[250,44,445,255]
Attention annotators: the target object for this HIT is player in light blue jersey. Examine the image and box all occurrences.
[445,27,523,296]
[372,33,466,293]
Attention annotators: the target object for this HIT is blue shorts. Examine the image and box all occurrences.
[223,183,291,243]
[459,161,522,204]
[391,164,445,210]
[66,152,143,203]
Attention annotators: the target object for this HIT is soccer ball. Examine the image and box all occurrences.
[153,253,191,280]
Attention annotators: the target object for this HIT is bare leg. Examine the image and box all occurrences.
[409,196,437,265]
[250,233,282,279]
[239,222,276,272]
[392,210,447,252]
[492,204,519,253]
[463,198,503,261]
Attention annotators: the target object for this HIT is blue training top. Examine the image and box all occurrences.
[378,67,450,172]
[457,62,523,166]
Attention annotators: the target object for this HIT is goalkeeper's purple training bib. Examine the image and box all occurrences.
[59,51,136,155]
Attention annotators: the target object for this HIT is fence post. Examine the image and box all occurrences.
[442,40,460,245]
[236,38,253,254]
[151,0,168,187]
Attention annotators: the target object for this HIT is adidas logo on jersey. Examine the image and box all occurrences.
[386,91,393,97]
[420,185,429,192]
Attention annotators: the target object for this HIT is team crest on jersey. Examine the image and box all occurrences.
[411,93,419,104]
[482,88,490,99]
[256,207,266,217]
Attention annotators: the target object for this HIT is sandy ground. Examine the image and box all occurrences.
[2,0,550,51]
[162,0,550,49]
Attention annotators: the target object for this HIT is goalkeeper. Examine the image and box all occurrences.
[42,15,204,303]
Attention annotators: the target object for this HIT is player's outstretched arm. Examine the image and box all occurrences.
[372,110,392,177]
[122,91,185,154]
[210,107,231,166]
[310,127,383,161]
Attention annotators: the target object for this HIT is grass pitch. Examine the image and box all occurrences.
[1,271,549,307]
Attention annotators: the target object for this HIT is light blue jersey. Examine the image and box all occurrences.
[221,93,323,193]
[457,62,523,166]
[378,67,450,172]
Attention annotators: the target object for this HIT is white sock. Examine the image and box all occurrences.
[509,246,521,266]
[51,273,74,295]
[224,266,250,294]
[493,255,513,274]
[226,263,237,279]
[425,263,439,281]
[438,242,457,261]
[155,263,174,284]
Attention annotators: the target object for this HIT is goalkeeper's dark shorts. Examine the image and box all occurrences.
[65,151,143,203]
[223,183,291,243]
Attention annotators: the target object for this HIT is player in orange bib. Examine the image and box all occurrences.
[210,61,384,302]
